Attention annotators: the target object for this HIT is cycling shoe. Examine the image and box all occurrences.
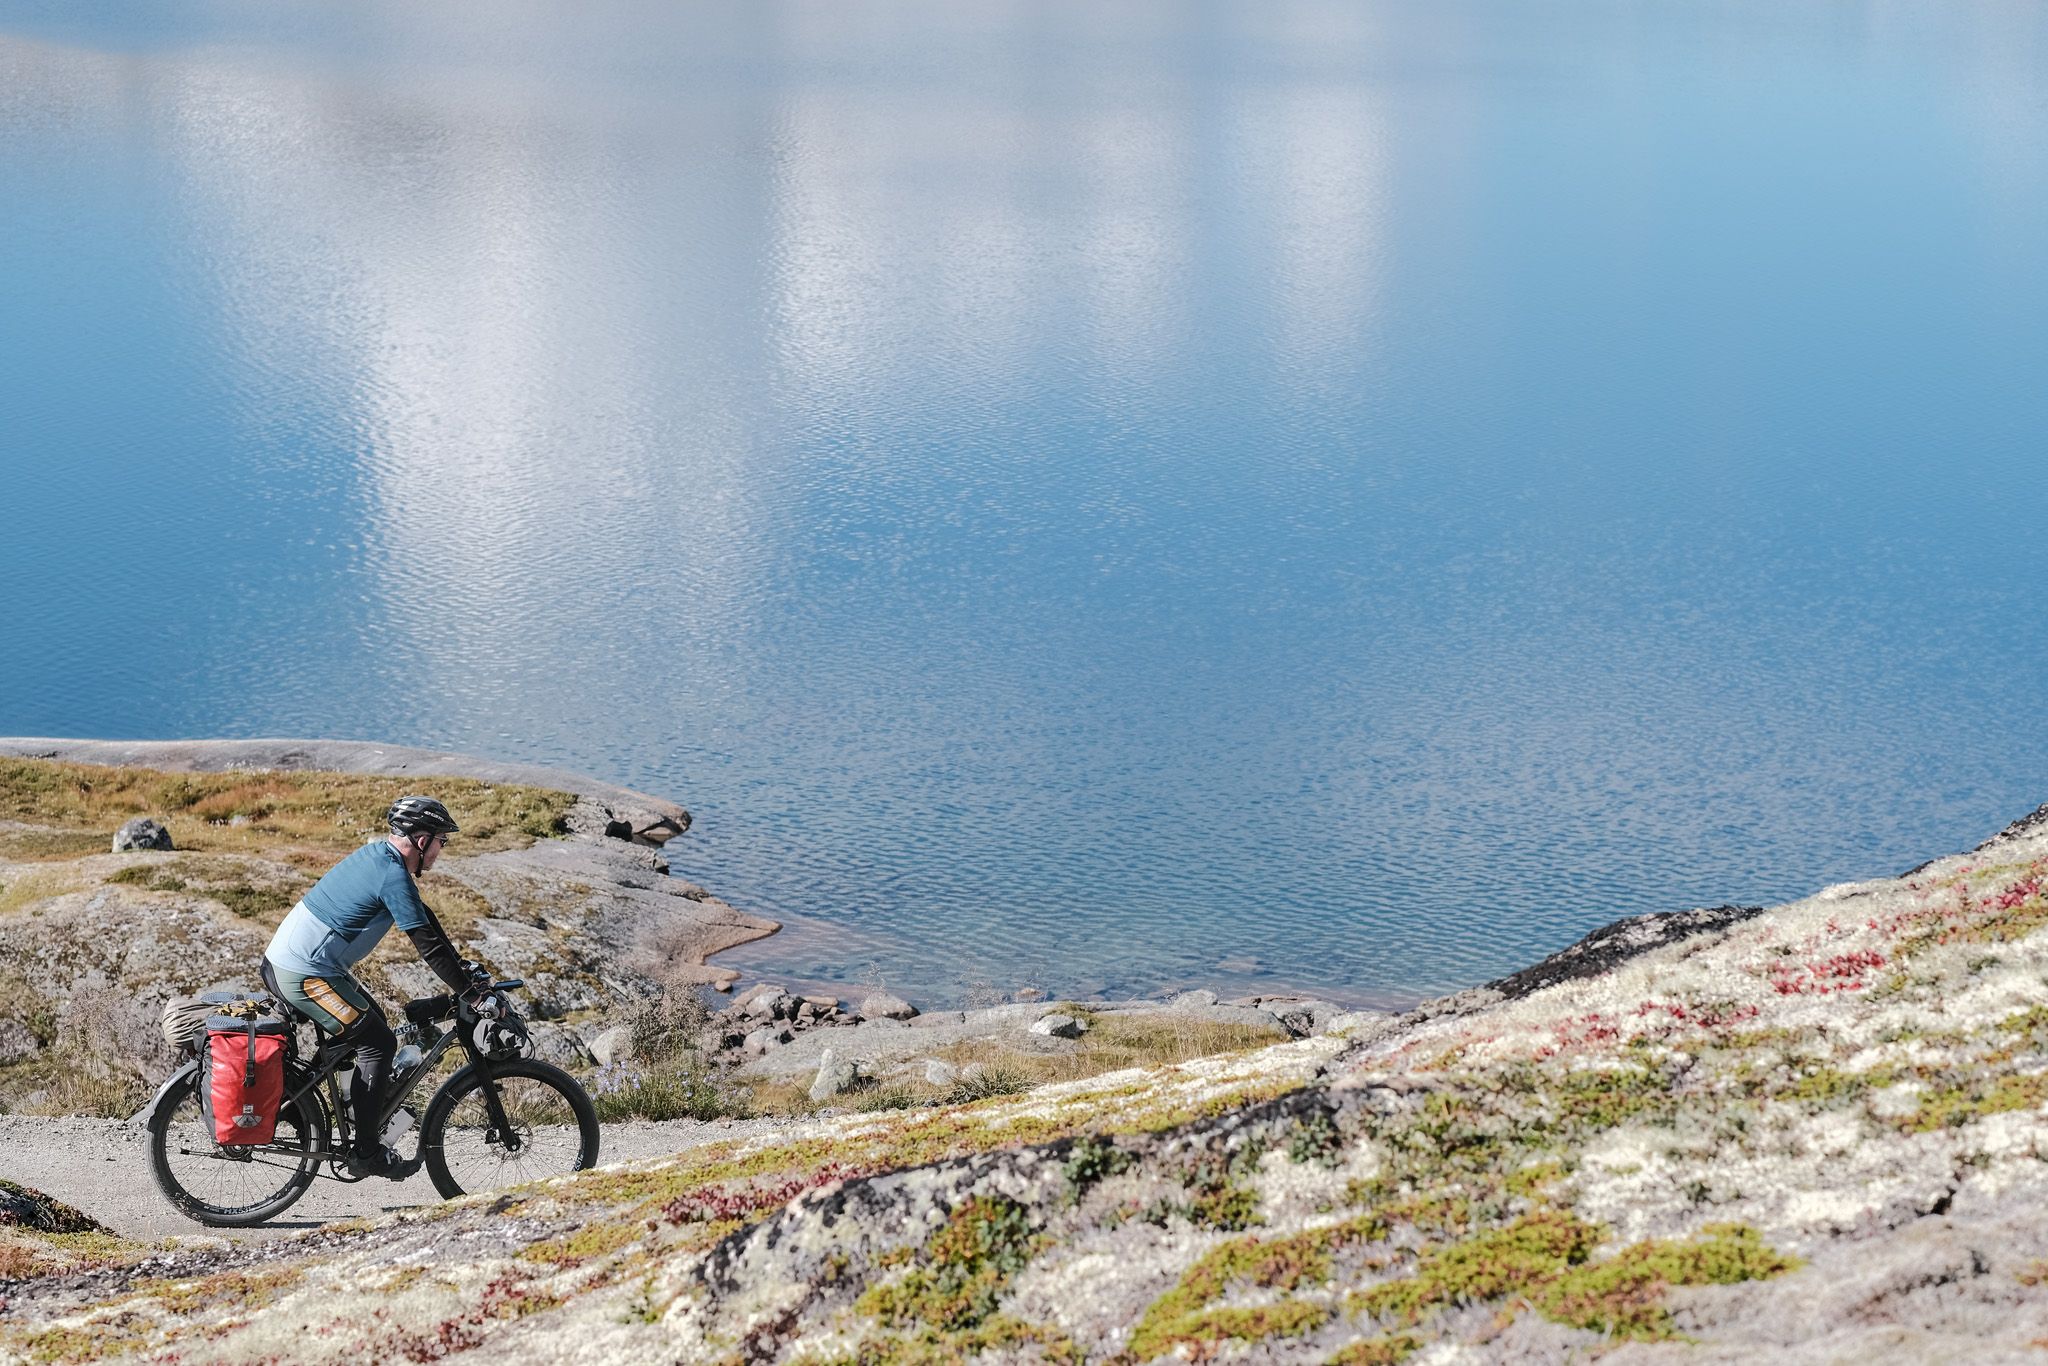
[343,1144,401,1179]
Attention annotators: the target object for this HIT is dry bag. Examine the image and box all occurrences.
[205,1014,287,1145]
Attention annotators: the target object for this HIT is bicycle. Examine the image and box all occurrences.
[144,979,600,1227]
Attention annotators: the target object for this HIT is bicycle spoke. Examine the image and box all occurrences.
[152,1075,322,1223]
[435,1072,590,1193]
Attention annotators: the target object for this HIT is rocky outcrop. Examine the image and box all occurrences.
[0,742,777,1114]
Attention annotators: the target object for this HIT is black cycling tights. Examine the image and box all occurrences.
[344,1006,396,1154]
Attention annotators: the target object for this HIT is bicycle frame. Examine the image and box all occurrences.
[173,980,531,1172]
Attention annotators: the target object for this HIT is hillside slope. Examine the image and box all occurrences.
[8,806,2048,1362]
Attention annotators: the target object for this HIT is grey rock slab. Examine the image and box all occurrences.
[858,992,918,1021]
[1170,989,1218,1010]
[1175,1003,1287,1030]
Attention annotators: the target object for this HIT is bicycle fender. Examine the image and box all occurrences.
[130,1059,200,1126]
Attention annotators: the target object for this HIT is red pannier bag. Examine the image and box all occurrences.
[205,1014,288,1145]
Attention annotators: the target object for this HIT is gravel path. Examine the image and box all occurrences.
[0,1114,796,1243]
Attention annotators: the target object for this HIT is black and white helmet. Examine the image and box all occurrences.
[387,796,460,837]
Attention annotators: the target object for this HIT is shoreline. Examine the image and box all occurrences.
[2,735,1406,1013]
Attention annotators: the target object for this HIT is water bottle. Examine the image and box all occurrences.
[393,1023,424,1074]
[382,1106,417,1148]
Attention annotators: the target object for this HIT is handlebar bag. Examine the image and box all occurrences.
[205,1015,289,1145]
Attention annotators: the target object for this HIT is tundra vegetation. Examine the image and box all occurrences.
[6,775,2048,1359]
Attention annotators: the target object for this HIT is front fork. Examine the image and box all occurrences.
[468,1051,523,1152]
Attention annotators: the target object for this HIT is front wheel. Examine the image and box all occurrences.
[420,1057,600,1199]
[147,1063,328,1227]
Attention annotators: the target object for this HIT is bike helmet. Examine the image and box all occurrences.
[387,796,461,837]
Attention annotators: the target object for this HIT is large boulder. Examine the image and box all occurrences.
[113,818,173,852]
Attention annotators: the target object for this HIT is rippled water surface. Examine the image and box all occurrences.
[5,0,2048,1006]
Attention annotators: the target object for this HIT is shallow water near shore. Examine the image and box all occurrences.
[4,0,2048,1008]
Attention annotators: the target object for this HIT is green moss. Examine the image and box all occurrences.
[1128,1213,1388,1360]
[1902,1071,2048,1134]
[1533,1223,1800,1340]
[518,1219,642,1265]
[1288,1110,1345,1168]
[1353,1209,1599,1324]
[132,1265,304,1316]
[812,1315,1080,1366]
[1062,1134,1135,1196]
[1779,1066,1874,1107]
[1997,1005,2048,1039]
[857,1196,1041,1335]
[1326,1334,1423,1365]
[1350,1217,1796,1342]
[1504,1161,1566,1198]
[9,1319,154,1364]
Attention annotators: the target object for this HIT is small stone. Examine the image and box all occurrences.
[1170,989,1218,1010]
[809,1048,860,1102]
[1012,987,1048,1003]
[588,1024,631,1066]
[923,1059,958,1088]
[113,818,174,853]
[802,995,841,1011]
[1031,1013,1086,1039]
[859,992,918,1021]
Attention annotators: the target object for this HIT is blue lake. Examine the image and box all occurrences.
[4,0,2047,1007]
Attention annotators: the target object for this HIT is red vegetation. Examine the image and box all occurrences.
[658,1162,876,1227]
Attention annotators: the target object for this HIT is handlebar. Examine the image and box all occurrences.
[402,980,524,1028]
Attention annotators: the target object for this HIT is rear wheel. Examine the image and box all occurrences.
[420,1058,600,1199]
[147,1065,327,1227]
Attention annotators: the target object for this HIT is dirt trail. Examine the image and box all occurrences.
[0,1114,794,1242]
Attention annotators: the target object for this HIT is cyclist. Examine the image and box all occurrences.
[261,795,489,1177]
